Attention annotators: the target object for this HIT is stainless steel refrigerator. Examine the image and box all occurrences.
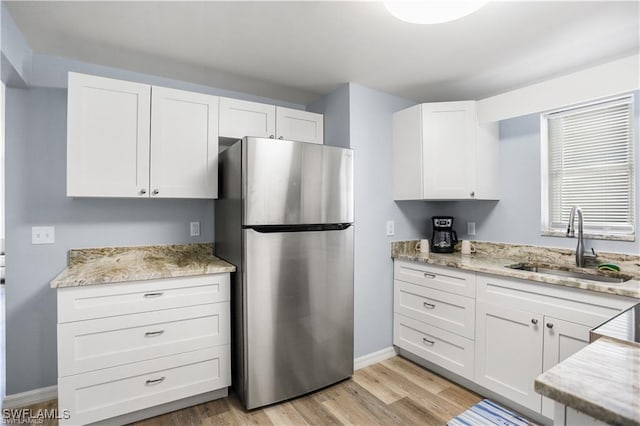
[215,136,354,410]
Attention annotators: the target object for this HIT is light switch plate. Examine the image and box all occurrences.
[32,226,55,244]
[467,222,476,236]
[190,221,200,237]
[386,220,395,236]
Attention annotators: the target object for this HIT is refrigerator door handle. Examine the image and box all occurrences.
[248,223,352,233]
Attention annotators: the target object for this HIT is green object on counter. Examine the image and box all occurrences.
[597,263,621,272]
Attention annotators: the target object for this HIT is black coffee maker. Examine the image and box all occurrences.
[431,216,458,253]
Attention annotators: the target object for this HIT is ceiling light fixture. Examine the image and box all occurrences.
[384,1,489,25]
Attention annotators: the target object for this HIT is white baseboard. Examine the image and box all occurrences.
[3,385,58,409]
[354,346,397,370]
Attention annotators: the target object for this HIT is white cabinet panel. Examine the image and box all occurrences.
[421,101,476,199]
[59,346,230,426]
[67,73,151,197]
[150,87,219,198]
[276,107,324,144]
[58,303,230,376]
[541,318,591,419]
[394,313,475,380]
[394,281,475,339]
[475,301,543,413]
[219,97,275,139]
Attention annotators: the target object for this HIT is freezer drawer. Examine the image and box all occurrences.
[242,226,354,409]
[243,137,354,226]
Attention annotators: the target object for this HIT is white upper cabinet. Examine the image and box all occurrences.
[67,73,219,199]
[219,98,275,139]
[275,107,324,144]
[67,73,151,197]
[393,101,499,200]
[150,86,219,198]
[219,98,324,144]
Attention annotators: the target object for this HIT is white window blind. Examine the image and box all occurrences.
[544,96,635,236]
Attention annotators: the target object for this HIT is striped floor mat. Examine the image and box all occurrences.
[447,399,538,426]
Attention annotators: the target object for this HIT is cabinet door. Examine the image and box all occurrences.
[541,317,591,419]
[150,87,219,198]
[219,97,275,139]
[421,101,476,199]
[67,73,151,197]
[475,301,543,412]
[275,107,324,144]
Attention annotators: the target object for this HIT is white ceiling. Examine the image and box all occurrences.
[5,1,640,105]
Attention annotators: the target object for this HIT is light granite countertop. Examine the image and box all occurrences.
[51,243,236,288]
[535,337,640,426]
[391,240,640,298]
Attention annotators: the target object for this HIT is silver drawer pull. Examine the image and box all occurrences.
[422,337,435,345]
[145,376,166,385]
[423,273,436,279]
[423,302,436,309]
[144,330,165,337]
[143,292,164,298]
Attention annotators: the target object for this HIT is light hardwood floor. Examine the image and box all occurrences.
[21,356,482,425]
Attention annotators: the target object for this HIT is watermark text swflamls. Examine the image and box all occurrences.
[2,408,71,424]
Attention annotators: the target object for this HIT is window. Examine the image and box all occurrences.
[541,95,635,240]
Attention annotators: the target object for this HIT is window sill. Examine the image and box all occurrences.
[541,230,635,242]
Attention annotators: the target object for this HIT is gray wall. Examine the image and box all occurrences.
[307,83,350,149]
[347,83,434,357]
[440,92,640,256]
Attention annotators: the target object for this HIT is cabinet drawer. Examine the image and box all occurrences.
[58,274,230,323]
[476,273,635,328]
[394,280,475,339]
[58,303,229,376]
[393,313,474,380]
[394,260,476,297]
[58,345,230,426]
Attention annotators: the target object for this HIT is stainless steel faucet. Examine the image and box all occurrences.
[566,206,585,267]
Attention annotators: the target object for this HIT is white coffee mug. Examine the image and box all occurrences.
[461,240,476,255]
[415,239,430,254]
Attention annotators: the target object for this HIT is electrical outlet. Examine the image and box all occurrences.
[386,220,395,236]
[467,222,476,236]
[32,226,55,244]
[190,221,200,237]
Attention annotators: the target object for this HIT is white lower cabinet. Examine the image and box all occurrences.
[474,301,544,412]
[393,260,636,421]
[56,274,231,425]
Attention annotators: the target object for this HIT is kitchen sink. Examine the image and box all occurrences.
[506,263,633,284]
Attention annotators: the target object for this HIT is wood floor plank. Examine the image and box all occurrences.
[437,384,483,412]
[388,396,450,426]
[263,401,309,426]
[380,356,451,394]
[289,394,342,426]
[321,392,383,426]
[339,379,407,426]
[352,368,405,404]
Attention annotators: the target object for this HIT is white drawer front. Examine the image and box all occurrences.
[476,273,635,328]
[58,303,229,376]
[58,274,230,323]
[58,345,230,426]
[394,260,476,297]
[393,313,474,380]
[394,280,475,339]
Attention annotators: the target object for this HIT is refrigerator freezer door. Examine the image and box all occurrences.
[243,226,354,409]
[244,138,354,226]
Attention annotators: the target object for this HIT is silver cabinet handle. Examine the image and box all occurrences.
[278,136,284,140]
[546,323,554,329]
[144,330,165,337]
[470,191,475,197]
[531,319,538,325]
[145,376,166,385]
[423,273,436,279]
[152,189,159,195]
[143,292,163,298]
[423,302,436,309]
[422,337,435,345]
[139,189,147,195]
[269,135,275,139]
